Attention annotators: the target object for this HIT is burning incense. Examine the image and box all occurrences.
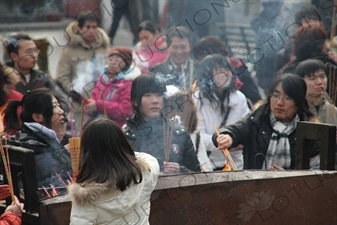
[0,140,14,201]
[69,137,81,181]
[213,124,237,170]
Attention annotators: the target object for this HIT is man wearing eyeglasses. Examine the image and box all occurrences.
[5,33,54,94]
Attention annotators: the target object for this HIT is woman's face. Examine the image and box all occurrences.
[50,96,65,131]
[270,82,298,123]
[107,54,126,77]
[213,67,232,91]
[139,92,163,119]
[139,30,159,46]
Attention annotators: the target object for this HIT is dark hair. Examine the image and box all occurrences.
[267,73,314,120]
[77,118,143,191]
[197,54,236,115]
[292,25,327,62]
[294,59,325,78]
[138,20,161,34]
[131,73,166,117]
[193,36,228,61]
[166,26,191,46]
[6,33,32,58]
[4,88,54,132]
[77,11,99,29]
[295,4,322,25]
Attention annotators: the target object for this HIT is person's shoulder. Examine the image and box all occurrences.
[149,60,168,72]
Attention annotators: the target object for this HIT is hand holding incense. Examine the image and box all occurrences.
[213,124,237,171]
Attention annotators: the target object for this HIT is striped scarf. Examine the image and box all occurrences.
[263,113,299,169]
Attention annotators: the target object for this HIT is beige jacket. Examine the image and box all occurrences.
[55,21,110,93]
[68,152,159,225]
[308,96,337,125]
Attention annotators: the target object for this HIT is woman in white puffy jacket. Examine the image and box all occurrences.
[193,54,250,170]
[68,118,159,225]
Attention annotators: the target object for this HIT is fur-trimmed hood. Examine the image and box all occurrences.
[67,152,159,209]
[65,21,110,49]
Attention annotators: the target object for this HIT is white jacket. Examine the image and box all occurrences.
[193,90,250,169]
[68,152,159,225]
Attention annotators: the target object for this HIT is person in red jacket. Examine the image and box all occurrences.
[0,185,24,225]
[84,47,136,128]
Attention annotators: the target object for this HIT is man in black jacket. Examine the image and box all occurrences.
[5,33,54,94]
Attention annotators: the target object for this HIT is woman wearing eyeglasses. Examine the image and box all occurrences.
[213,73,320,170]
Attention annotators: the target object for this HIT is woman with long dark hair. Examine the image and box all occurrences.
[213,73,319,169]
[68,118,159,224]
[194,54,250,170]
[3,88,72,199]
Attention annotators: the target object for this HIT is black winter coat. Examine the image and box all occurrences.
[6,61,55,94]
[212,104,320,169]
[123,116,201,172]
[8,124,72,199]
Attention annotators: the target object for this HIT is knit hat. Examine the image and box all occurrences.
[108,46,133,69]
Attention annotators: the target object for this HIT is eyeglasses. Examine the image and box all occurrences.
[24,49,40,55]
[270,93,293,103]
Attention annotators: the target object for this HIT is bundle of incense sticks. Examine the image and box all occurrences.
[163,119,173,162]
[69,137,81,181]
[213,124,238,171]
[0,140,14,201]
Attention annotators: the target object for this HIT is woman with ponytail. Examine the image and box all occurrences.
[3,88,72,199]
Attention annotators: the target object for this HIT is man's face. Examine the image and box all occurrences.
[78,20,98,44]
[304,69,327,98]
[168,37,191,66]
[11,40,38,71]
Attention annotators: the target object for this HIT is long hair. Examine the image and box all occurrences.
[267,73,314,120]
[197,54,236,115]
[131,73,166,118]
[4,88,54,132]
[77,118,143,191]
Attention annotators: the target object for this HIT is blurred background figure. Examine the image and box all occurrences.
[133,20,169,73]
[250,0,291,94]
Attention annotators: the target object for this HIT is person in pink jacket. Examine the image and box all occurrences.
[84,47,137,128]
[133,20,169,73]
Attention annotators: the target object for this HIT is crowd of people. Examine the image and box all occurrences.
[0,1,337,224]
